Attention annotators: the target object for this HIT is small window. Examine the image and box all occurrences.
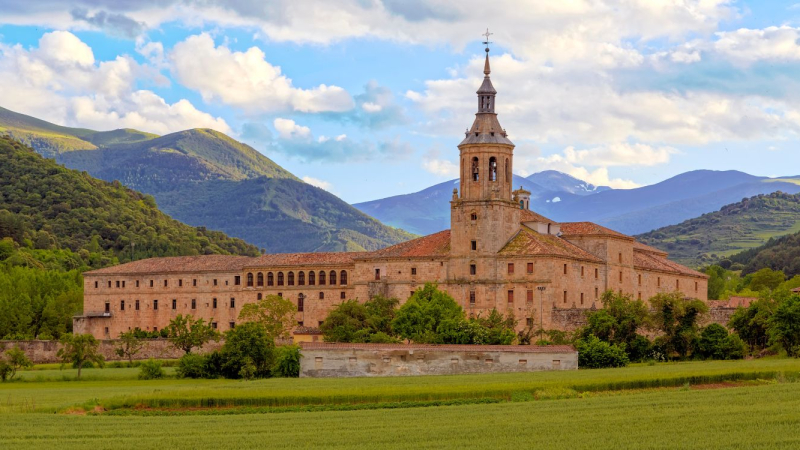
[595,268,598,279]
[234,276,240,286]
[229,322,235,329]
[318,320,324,327]
[179,279,183,287]
[329,271,336,285]
[95,281,98,289]
[105,302,110,313]
[469,291,476,305]
[676,279,680,289]
[470,212,478,221]
[372,269,379,282]
[507,290,514,304]
[136,280,139,288]
[298,321,304,327]
[526,290,533,305]
[193,279,197,287]
[213,279,218,286]
[153,299,158,310]
[257,273,264,287]
[580,293,584,305]
[308,271,315,285]
[108,281,112,288]
[247,273,254,287]
[213,298,217,309]
[135,300,140,311]
[278,272,285,286]
[116,280,120,288]
[340,291,346,300]
[191,299,196,309]
[319,292,324,300]
[298,295,305,312]
[595,287,599,298]
[581,266,584,277]
[563,264,568,275]
[508,263,514,275]
[563,291,567,304]
[619,271,623,282]
[230,298,235,308]
[257,293,262,300]
[211,322,217,329]
[104,327,109,335]
[164,279,168,287]
[150,280,154,288]
[526,318,533,327]
[299,271,305,286]
[288,272,295,286]
[120,300,125,311]
[172,299,176,310]
[268,272,274,286]
[411,267,417,276]
[471,240,477,251]
[470,264,476,275]
[695,281,698,292]
[527,262,533,274]
[638,292,642,300]
[619,252,623,263]
[638,274,642,286]
[657,277,661,287]
[340,270,348,285]
[278,292,282,297]
[122,281,125,288]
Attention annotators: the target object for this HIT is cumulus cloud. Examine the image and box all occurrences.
[323,81,407,130]
[170,33,353,114]
[302,176,333,191]
[421,148,459,177]
[0,31,229,135]
[273,118,311,140]
[70,8,146,39]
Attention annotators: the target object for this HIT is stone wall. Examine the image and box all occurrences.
[0,339,224,364]
[299,342,577,377]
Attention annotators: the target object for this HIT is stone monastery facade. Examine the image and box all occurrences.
[76,48,707,340]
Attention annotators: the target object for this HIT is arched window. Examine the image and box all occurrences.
[505,158,509,182]
[298,294,304,312]
[309,271,316,285]
[256,272,264,287]
[340,270,348,285]
[298,271,305,286]
[489,157,497,181]
[257,293,262,300]
[288,271,295,286]
[319,271,326,285]
[329,270,337,285]
[246,272,253,287]
[267,272,274,286]
[277,272,284,286]
[471,157,479,181]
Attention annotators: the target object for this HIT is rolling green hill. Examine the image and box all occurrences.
[0,106,414,252]
[729,229,800,277]
[636,192,800,268]
[0,135,260,269]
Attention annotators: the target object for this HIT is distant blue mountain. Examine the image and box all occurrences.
[353,170,800,236]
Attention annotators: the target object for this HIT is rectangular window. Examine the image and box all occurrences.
[120,300,125,311]
[230,298,235,308]
[278,293,282,297]
[619,252,623,263]
[563,264,568,275]
[116,281,120,288]
[595,268,598,279]
[318,320,325,327]
[135,300,140,311]
[229,322,235,329]
[340,291,346,300]
[108,281,112,288]
[563,290,567,304]
[213,279,218,286]
[164,279,168,287]
[657,277,661,287]
[471,240,477,251]
[526,318,533,327]
[619,271,623,282]
[469,291,476,305]
[581,266,584,277]
[527,262,533,274]
[122,281,126,288]
[470,264,476,275]
[234,276,240,286]
[94,281,98,289]
[104,327,109,335]
[297,321,303,327]
[105,302,110,313]
[638,274,642,286]
[695,281,698,292]
[374,269,381,280]
[411,267,417,275]
[508,263,514,274]
[676,279,680,289]
[136,280,140,288]
[193,279,197,287]
[213,298,217,309]
[191,299,196,309]
[179,279,183,287]
[298,297,304,312]
[638,292,642,300]
[580,293,584,305]
[172,299,176,310]
[527,290,533,305]
[595,287,599,298]
[153,300,158,310]
[211,322,217,329]
[319,292,325,300]
[150,280,154,288]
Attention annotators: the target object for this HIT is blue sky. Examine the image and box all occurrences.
[2,1,800,202]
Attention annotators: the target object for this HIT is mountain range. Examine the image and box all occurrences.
[0,106,414,253]
[355,169,800,237]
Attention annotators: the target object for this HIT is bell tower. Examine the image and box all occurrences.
[450,32,521,263]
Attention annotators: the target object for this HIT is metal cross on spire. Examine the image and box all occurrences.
[482,28,493,51]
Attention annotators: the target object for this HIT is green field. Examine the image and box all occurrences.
[3,359,800,448]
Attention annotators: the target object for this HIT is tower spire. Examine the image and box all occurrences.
[482,28,493,77]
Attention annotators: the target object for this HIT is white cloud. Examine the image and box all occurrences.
[302,176,333,191]
[0,31,228,135]
[421,148,459,177]
[559,143,677,167]
[273,118,311,139]
[170,33,353,114]
[712,26,800,66]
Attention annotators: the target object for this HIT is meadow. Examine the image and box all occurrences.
[3,359,800,449]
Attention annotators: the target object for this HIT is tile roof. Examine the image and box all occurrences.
[559,222,632,240]
[85,255,256,275]
[247,252,362,268]
[520,209,558,224]
[633,251,707,278]
[299,342,576,353]
[633,241,669,256]
[361,230,451,259]
[498,226,605,263]
[793,287,800,293]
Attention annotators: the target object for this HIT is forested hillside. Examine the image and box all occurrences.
[0,136,260,339]
[636,192,800,267]
[730,231,800,278]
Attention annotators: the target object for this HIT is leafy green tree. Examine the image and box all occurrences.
[115,330,145,365]
[696,324,746,360]
[580,291,650,360]
[649,292,708,359]
[705,265,727,300]
[320,296,401,343]
[364,296,399,335]
[167,314,219,354]
[768,295,800,357]
[472,309,517,345]
[729,298,776,351]
[749,268,786,292]
[1,347,33,381]
[576,335,629,368]
[56,334,104,379]
[273,345,302,378]
[219,322,274,379]
[392,283,464,343]
[238,294,296,340]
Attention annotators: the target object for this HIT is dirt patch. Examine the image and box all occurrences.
[63,407,86,415]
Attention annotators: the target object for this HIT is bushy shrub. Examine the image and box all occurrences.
[576,335,629,369]
[138,359,165,380]
[272,345,301,378]
[177,353,208,379]
[627,335,652,362]
[219,322,274,379]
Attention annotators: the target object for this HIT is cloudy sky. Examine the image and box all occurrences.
[2,1,800,202]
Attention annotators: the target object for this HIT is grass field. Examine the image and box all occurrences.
[3,359,800,448]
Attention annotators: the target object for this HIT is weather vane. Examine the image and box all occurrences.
[482,28,493,51]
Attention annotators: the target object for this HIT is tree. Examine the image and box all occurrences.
[579,291,650,361]
[576,335,629,369]
[749,268,786,292]
[649,292,708,359]
[273,344,302,378]
[768,295,800,357]
[705,265,727,300]
[320,297,401,343]
[392,283,464,343]
[219,322,274,379]
[696,323,746,360]
[472,309,517,345]
[167,314,219,354]
[238,294,296,340]
[1,347,32,381]
[114,330,145,365]
[729,298,775,351]
[56,334,104,379]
